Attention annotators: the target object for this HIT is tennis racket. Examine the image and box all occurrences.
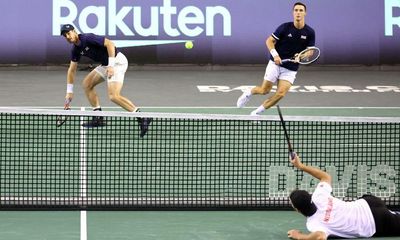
[56,99,71,127]
[281,46,320,65]
[276,105,296,160]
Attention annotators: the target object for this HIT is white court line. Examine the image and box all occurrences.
[80,211,87,240]
[80,107,87,240]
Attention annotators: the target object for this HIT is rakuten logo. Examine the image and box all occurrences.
[385,0,400,36]
[52,0,232,37]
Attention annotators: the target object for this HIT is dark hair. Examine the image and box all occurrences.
[289,190,317,217]
[293,2,307,11]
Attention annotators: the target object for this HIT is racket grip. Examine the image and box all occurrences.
[289,151,296,160]
[64,98,71,110]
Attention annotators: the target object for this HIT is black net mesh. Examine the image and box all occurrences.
[0,109,399,210]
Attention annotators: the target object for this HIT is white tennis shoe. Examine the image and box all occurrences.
[236,92,251,108]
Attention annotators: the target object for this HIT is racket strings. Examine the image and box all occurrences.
[298,48,320,64]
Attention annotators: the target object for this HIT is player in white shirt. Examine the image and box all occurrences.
[287,154,400,240]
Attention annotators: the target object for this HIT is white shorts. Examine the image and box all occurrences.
[263,60,297,84]
[94,52,128,83]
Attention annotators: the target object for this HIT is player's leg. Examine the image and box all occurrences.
[251,67,296,115]
[107,53,138,112]
[363,195,400,237]
[386,209,400,236]
[108,52,152,137]
[252,80,274,95]
[236,60,278,108]
[107,81,137,112]
[81,69,107,128]
[101,52,135,112]
[82,69,105,108]
[264,80,291,108]
[107,81,152,138]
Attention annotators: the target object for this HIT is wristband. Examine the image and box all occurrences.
[108,57,116,67]
[66,84,74,93]
[270,49,279,58]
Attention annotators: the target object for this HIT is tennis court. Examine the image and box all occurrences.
[2,0,400,238]
[0,66,399,239]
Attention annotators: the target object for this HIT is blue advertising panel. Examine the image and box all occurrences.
[0,0,399,64]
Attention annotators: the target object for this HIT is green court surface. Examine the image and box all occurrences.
[1,107,399,240]
[0,211,79,240]
[0,211,398,240]
[0,211,302,240]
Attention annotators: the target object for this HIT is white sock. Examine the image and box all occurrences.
[245,89,252,96]
[253,105,266,115]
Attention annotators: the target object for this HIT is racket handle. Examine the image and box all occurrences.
[289,151,296,160]
[64,98,72,110]
[281,59,297,64]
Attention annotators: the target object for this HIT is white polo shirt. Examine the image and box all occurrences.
[306,182,376,238]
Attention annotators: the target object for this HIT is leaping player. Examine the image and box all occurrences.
[236,2,315,115]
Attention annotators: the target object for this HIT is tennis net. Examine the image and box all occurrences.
[0,108,399,210]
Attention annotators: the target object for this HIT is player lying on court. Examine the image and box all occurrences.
[287,154,400,239]
[237,2,316,115]
[60,24,151,137]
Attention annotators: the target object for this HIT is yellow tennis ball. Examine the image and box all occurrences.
[185,41,194,49]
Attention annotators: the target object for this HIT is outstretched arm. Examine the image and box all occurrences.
[65,61,78,108]
[290,154,331,185]
[287,229,327,240]
[288,155,330,240]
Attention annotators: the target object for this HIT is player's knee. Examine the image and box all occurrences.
[108,93,120,103]
[275,91,286,100]
[82,80,94,91]
[260,88,270,95]
[254,87,269,95]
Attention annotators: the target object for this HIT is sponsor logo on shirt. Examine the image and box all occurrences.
[323,197,334,222]
[288,33,293,37]
[301,35,307,39]
[80,47,90,55]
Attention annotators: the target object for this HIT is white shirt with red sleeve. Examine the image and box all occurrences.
[306,182,376,238]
